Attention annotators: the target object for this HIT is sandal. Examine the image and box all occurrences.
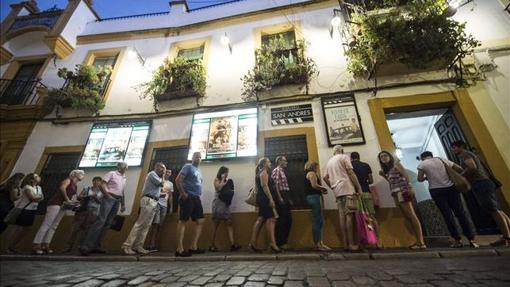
[409,244,427,250]
[490,237,510,248]
[469,240,480,248]
[450,241,463,248]
[248,243,262,253]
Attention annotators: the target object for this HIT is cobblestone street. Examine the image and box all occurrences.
[1,255,510,287]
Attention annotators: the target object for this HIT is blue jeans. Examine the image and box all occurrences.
[430,185,475,241]
[81,196,120,251]
[306,194,324,243]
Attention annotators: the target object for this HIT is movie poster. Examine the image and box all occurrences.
[188,118,210,160]
[79,127,107,167]
[207,116,238,158]
[322,95,365,146]
[97,127,132,165]
[237,113,257,157]
[124,126,150,166]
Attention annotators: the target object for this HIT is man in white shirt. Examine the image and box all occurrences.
[323,145,362,252]
[417,151,478,248]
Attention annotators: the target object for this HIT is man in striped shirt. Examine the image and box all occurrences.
[271,156,292,249]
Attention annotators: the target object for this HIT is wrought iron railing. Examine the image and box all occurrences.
[0,79,46,106]
[56,77,111,107]
[9,10,63,31]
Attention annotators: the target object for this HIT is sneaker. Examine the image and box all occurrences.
[122,247,137,255]
[230,244,242,252]
[79,248,89,256]
[188,248,205,254]
[175,250,192,257]
[90,248,107,254]
[134,248,150,254]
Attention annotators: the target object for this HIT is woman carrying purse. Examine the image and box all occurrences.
[5,173,44,253]
[32,170,84,254]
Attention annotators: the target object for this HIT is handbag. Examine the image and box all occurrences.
[3,201,31,224]
[355,196,378,245]
[479,160,503,189]
[345,194,359,212]
[245,186,257,206]
[218,179,235,206]
[439,158,471,193]
[110,215,125,231]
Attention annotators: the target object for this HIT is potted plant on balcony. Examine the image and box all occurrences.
[241,35,318,102]
[137,57,206,110]
[344,0,480,78]
[45,64,111,115]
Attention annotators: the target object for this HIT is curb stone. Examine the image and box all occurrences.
[439,249,498,258]
[370,251,440,259]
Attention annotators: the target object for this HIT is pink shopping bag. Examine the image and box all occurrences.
[356,195,378,245]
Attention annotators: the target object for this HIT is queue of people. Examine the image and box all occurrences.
[0,141,509,255]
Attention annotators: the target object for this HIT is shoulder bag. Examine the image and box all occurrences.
[3,200,31,224]
[439,158,471,193]
[245,186,257,206]
[479,160,503,189]
[218,179,235,206]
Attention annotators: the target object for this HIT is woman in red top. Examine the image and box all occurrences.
[32,170,84,254]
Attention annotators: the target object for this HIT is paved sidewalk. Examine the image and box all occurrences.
[1,255,509,286]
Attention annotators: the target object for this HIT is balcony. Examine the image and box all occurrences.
[0,78,46,106]
[8,9,63,32]
[241,40,318,101]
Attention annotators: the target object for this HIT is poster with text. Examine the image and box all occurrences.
[124,126,150,166]
[207,116,238,158]
[79,127,107,167]
[188,118,210,160]
[322,95,365,146]
[97,127,132,165]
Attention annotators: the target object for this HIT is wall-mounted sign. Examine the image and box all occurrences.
[188,108,258,160]
[79,121,152,168]
[322,94,366,146]
[271,104,313,126]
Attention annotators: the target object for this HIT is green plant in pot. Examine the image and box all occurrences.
[241,35,318,102]
[45,64,111,114]
[137,57,206,110]
[345,0,480,77]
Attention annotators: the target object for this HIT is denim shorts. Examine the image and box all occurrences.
[471,179,499,213]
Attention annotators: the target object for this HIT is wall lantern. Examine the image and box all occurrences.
[221,33,232,54]
[128,47,146,66]
[445,0,474,17]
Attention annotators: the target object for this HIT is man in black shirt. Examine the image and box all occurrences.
[350,152,373,193]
